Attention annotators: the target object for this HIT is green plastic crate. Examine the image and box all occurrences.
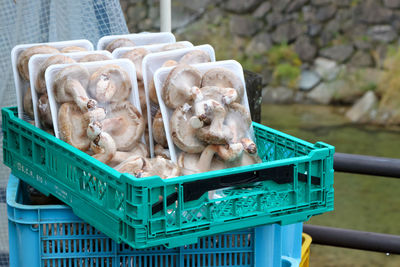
[2,106,334,249]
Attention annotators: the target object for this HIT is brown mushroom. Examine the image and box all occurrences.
[152,109,168,148]
[60,46,88,53]
[170,104,205,153]
[91,131,117,164]
[160,43,188,51]
[148,60,178,104]
[36,55,75,94]
[195,100,232,144]
[137,80,147,111]
[121,48,150,80]
[226,138,261,168]
[38,93,53,129]
[162,64,202,109]
[53,65,97,111]
[105,38,136,52]
[225,102,252,142]
[98,101,145,151]
[109,142,149,167]
[178,144,243,176]
[88,64,131,103]
[179,50,211,65]
[23,88,34,118]
[201,68,244,101]
[17,45,60,81]
[154,144,171,159]
[115,156,180,179]
[58,102,91,151]
[78,54,112,63]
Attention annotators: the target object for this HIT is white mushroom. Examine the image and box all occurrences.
[17,45,60,81]
[105,38,136,52]
[154,144,171,159]
[91,131,117,164]
[88,64,131,103]
[162,64,202,109]
[36,55,75,94]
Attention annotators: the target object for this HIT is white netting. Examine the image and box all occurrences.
[0,0,129,265]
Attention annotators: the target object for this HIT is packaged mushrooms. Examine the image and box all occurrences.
[28,51,112,131]
[11,39,94,121]
[97,32,176,51]
[141,45,216,157]
[153,60,261,177]
[45,59,154,172]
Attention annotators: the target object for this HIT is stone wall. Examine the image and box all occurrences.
[119,0,400,124]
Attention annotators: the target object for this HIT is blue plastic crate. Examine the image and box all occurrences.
[7,174,302,267]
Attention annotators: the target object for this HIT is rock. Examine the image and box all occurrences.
[230,15,263,37]
[319,45,354,63]
[354,40,372,50]
[262,86,294,104]
[224,0,263,13]
[316,5,337,22]
[299,70,321,91]
[287,0,308,13]
[294,36,317,62]
[307,82,336,104]
[324,19,340,36]
[336,9,352,22]
[346,91,378,122]
[266,12,287,29]
[367,25,398,43]
[311,0,333,6]
[354,0,392,24]
[253,2,271,19]
[336,0,351,7]
[182,0,210,12]
[272,22,305,44]
[308,23,322,37]
[349,51,373,68]
[314,57,340,81]
[271,0,291,12]
[245,32,273,54]
[384,0,400,8]
[302,5,316,22]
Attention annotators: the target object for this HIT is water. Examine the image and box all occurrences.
[261,104,400,267]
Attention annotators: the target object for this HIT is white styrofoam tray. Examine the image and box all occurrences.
[11,39,94,120]
[45,59,144,146]
[153,60,253,163]
[97,32,176,51]
[111,41,193,58]
[142,44,216,157]
[29,50,112,129]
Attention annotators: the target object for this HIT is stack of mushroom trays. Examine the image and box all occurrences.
[155,62,262,176]
[12,40,93,131]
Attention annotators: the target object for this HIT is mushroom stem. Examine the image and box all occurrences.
[65,79,97,111]
[214,143,244,162]
[91,132,117,164]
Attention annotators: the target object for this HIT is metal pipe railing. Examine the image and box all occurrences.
[304,224,400,254]
[334,152,400,178]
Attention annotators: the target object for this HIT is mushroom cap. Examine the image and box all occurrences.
[148,156,180,179]
[101,101,145,151]
[225,102,252,141]
[162,64,202,109]
[170,104,205,153]
[78,54,112,63]
[23,88,34,118]
[201,68,244,100]
[53,65,90,103]
[152,109,168,148]
[58,102,90,151]
[36,55,75,94]
[200,86,239,104]
[179,50,211,65]
[17,45,60,81]
[105,38,136,52]
[160,43,188,51]
[109,141,149,167]
[88,64,131,103]
[121,48,150,80]
[154,144,171,159]
[60,46,88,53]
[114,156,146,174]
[38,93,53,129]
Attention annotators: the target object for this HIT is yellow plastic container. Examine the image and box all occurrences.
[300,233,312,267]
